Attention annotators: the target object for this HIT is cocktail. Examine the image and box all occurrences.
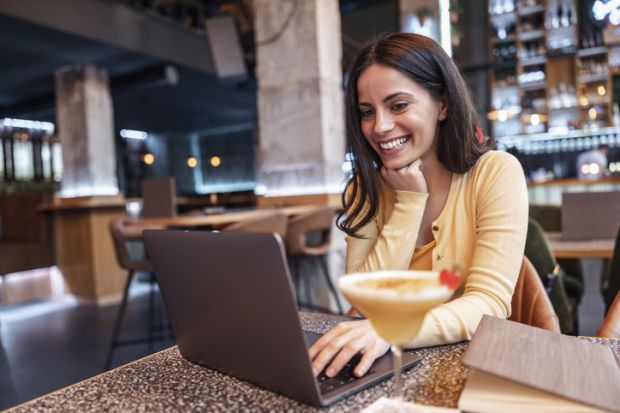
[338,270,458,406]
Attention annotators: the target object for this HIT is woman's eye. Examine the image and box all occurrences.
[392,102,408,111]
[360,109,374,118]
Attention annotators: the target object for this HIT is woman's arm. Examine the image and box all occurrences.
[405,153,528,348]
[346,189,428,273]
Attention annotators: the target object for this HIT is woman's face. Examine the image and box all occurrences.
[357,63,446,170]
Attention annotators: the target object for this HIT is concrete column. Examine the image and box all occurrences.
[254,0,345,198]
[54,64,118,197]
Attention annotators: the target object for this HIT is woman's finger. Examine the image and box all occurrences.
[324,332,371,377]
[308,322,352,360]
[354,339,390,377]
[309,324,362,376]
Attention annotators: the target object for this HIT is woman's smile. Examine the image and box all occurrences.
[377,135,411,155]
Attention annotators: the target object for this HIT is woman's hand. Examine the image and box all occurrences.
[308,320,390,378]
[381,159,427,193]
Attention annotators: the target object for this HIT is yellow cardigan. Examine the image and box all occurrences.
[345,150,529,348]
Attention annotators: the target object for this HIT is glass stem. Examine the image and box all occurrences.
[391,345,403,401]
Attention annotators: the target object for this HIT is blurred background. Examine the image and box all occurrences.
[0,0,619,409]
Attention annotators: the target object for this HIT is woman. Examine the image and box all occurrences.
[308,33,528,379]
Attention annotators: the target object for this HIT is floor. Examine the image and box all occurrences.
[0,257,608,410]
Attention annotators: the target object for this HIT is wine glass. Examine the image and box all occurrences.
[338,270,457,407]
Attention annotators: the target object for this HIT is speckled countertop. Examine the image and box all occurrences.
[6,313,620,413]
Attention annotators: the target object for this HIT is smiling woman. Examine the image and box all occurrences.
[308,33,528,379]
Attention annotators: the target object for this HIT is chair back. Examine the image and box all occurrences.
[285,206,335,256]
[109,217,165,272]
[221,211,288,240]
[509,256,561,333]
[142,177,177,218]
[598,292,620,339]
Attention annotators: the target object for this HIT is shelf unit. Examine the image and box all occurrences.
[488,0,615,139]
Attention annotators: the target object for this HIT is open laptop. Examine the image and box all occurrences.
[561,191,620,240]
[144,230,422,407]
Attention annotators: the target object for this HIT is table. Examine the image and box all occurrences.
[546,232,615,259]
[131,205,323,229]
[5,313,470,412]
[6,313,620,412]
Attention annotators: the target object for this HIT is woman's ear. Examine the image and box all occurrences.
[438,96,448,121]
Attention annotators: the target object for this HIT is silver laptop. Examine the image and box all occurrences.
[144,230,421,407]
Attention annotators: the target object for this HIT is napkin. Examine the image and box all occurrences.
[361,397,460,413]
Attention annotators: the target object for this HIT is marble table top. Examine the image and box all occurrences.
[7,312,619,412]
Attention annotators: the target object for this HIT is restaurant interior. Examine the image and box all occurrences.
[0,0,619,411]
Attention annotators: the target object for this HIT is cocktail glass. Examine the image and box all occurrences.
[338,270,455,407]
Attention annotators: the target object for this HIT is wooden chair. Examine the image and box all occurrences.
[220,210,288,240]
[105,217,166,370]
[509,256,561,333]
[597,291,620,339]
[285,206,343,315]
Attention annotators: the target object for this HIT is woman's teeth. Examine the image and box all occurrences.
[379,136,409,150]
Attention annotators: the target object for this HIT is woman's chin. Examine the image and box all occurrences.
[382,158,414,171]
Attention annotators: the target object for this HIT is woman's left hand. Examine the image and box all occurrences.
[308,319,390,378]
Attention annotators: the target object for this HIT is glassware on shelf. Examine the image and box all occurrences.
[489,0,516,15]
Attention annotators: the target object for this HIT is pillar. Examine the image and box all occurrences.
[54,64,118,197]
[254,0,345,203]
[52,64,125,303]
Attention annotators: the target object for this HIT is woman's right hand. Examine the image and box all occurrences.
[380,159,427,193]
[308,320,390,378]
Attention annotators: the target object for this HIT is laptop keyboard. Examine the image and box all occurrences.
[317,354,375,394]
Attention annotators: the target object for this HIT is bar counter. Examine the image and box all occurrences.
[7,312,620,412]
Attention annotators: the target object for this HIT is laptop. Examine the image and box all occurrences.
[561,191,620,240]
[143,230,422,407]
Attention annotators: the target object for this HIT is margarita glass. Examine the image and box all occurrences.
[338,270,456,405]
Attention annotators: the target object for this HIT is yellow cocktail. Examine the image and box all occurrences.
[339,270,456,404]
[339,270,453,345]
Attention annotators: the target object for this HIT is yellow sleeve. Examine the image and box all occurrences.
[406,153,528,348]
[345,190,428,274]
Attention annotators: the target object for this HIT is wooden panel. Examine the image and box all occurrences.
[89,209,126,299]
[55,210,94,297]
[54,203,125,303]
[256,193,342,209]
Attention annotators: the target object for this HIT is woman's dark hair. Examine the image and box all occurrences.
[337,33,495,237]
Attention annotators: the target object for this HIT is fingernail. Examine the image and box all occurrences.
[312,367,318,376]
[326,368,335,377]
[354,368,365,377]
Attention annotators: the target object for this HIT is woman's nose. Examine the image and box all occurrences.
[374,112,394,134]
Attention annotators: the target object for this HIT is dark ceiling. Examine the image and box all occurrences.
[0,7,256,134]
[0,0,395,135]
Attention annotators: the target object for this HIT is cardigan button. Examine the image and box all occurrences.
[432,225,439,231]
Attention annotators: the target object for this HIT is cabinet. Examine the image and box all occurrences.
[488,0,614,138]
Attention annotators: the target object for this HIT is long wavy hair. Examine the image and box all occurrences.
[337,33,495,237]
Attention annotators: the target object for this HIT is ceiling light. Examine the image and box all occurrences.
[120,129,147,140]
